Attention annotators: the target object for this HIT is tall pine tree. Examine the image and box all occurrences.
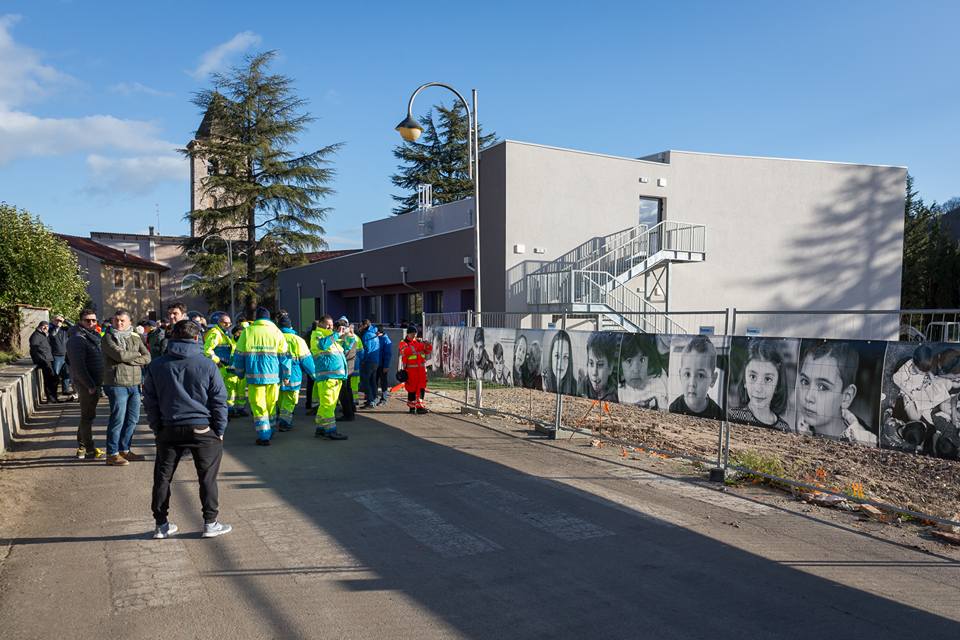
[901,174,960,310]
[391,101,497,214]
[181,51,341,313]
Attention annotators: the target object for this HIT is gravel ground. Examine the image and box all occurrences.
[431,385,960,524]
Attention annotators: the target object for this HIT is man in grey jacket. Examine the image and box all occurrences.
[66,309,105,460]
[101,308,151,466]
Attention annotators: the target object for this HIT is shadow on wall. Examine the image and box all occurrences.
[741,166,904,339]
[506,260,550,310]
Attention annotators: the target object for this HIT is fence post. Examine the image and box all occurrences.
[730,307,738,336]
[550,313,567,440]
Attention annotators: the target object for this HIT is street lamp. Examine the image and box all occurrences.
[200,234,241,321]
[397,82,483,407]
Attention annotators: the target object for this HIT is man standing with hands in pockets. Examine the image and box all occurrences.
[143,319,231,539]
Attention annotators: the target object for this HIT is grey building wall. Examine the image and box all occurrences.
[362,199,474,250]
[665,151,906,315]
[499,141,673,311]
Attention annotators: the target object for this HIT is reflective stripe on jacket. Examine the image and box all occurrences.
[203,325,235,365]
[232,319,291,385]
[310,327,347,381]
[280,328,316,391]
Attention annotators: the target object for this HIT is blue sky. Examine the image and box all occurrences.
[1,1,957,249]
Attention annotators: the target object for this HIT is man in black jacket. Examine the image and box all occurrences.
[29,321,59,403]
[66,309,106,459]
[143,319,231,539]
[48,315,75,399]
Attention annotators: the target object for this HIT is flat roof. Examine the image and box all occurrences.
[489,139,906,170]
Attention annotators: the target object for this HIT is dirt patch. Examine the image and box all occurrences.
[430,386,960,523]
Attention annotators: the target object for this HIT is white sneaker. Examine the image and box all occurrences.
[202,521,232,538]
[153,522,178,539]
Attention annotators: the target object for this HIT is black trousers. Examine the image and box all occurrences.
[304,377,314,410]
[378,368,389,395]
[151,425,223,525]
[77,387,99,450]
[338,379,355,420]
[38,361,59,401]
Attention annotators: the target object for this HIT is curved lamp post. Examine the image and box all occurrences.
[397,82,482,407]
[199,234,241,321]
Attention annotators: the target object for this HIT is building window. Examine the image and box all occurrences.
[638,197,663,228]
[405,292,423,321]
[146,272,157,290]
[381,294,396,325]
[113,269,124,289]
[426,290,443,314]
[363,296,380,322]
[460,289,475,312]
[133,271,142,290]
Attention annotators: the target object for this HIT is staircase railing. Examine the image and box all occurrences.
[578,220,706,279]
[574,270,686,334]
[531,224,648,275]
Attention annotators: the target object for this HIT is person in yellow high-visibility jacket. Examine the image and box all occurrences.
[203,312,244,418]
[232,308,290,445]
[276,312,315,431]
[310,314,349,440]
[230,317,251,415]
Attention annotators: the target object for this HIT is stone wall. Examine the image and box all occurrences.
[0,360,41,456]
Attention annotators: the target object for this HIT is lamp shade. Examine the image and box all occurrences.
[395,115,423,142]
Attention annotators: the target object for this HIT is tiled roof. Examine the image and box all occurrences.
[304,249,362,263]
[58,234,169,271]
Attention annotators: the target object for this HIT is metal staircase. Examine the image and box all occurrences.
[525,220,706,333]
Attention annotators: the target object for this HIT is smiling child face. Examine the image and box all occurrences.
[587,348,613,392]
[551,338,570,381]
[745,359,778,411]
[514,337,527,369]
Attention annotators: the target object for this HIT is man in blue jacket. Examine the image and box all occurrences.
[376,327,393,406]
[143,319,231,540]
[358,318,380,409]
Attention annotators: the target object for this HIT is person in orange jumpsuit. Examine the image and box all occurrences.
[398,325,433,414]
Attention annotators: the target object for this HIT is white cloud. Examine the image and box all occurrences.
[0,108,177,164]
[85,153,187,195]
[109,81,172,97]
[190,31,262,80]
[0,14,76,109]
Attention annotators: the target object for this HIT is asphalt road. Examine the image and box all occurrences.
[1,398,959,639]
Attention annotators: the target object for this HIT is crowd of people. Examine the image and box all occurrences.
[27,302,434,539]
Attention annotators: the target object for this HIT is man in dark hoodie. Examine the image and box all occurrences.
[66,309,106,459]
[143,319,231,539]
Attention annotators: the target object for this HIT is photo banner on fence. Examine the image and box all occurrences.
[427,324,960,461]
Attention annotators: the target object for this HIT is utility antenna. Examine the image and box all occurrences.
[155,203,160,234]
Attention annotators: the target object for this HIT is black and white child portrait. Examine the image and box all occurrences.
[727,337,799,431]
[880,342,960,459]
[618,334,670,410]
[543,330,578,396]
[576,331,622,401]
[514,330,545,390]
[795,339,885,446]
[464,326,495,381]
[667,335,727,420]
